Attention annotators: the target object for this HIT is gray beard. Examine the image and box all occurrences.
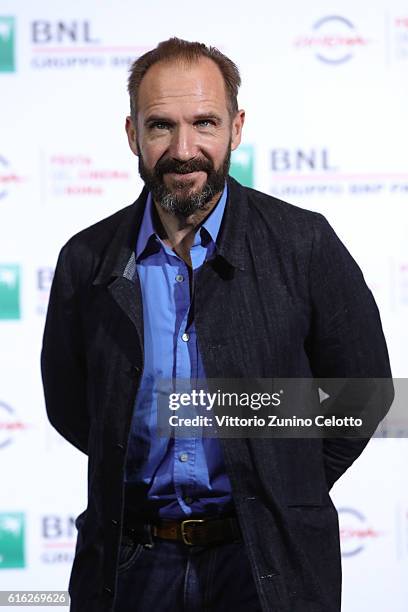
[155,181,218,217]
[137,145,231,217]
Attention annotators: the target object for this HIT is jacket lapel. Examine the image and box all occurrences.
[90,176,249,366]
[217,176,249,271]
[92,186,148,357]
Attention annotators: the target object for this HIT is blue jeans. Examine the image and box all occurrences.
[115,534,263,611]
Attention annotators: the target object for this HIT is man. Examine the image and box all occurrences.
[41,38,393,612]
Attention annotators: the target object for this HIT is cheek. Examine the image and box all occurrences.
[140,142,167,167]
[209,143,230,167]
[197,139,225,159]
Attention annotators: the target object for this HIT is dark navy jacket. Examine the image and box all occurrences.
[41,176,393,612]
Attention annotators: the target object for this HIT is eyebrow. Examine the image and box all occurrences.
[194,113,223,123]
[144,113,223,126]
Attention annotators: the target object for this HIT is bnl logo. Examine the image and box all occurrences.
[230,145,254,188]
[0,264,20,320]
[0,17,15,73]
[0,513,25,569]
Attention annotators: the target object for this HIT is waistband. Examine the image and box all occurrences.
[122,513,242,547]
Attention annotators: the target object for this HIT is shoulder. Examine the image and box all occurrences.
[54,202,136,287]
[229,179,330,248]
[244,183,324,225]
[66,202,134,252]
[238,184,361,279]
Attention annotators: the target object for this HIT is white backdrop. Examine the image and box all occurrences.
[0,1,407,610]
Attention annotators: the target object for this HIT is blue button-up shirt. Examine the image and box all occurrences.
[124,184,234,519]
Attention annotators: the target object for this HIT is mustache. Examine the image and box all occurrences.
[154,156,214,177]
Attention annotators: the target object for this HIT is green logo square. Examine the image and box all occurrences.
[0,17,15,73]
[0,264,20,319]
[230,144,254,187]
[0,513,25,569]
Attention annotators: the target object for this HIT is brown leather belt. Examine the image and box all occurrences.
[122,515,242,546]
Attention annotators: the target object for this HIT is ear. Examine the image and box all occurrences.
[230,109,245,152]
[125,115,139,156]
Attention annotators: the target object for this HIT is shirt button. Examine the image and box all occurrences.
[184,496,193,504]
[175,274,184,282]
[181,332,190,342]
[179,453,189,462]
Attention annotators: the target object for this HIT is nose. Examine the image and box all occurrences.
[168,124,198,162]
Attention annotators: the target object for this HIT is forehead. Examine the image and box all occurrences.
[137,57,229,116]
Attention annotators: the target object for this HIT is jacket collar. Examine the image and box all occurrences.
[217,175,248,271]
[92,185,149,286]
[92,175,248,286]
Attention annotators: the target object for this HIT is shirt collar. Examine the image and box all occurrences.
[136,182,228,260]
[135,191,157,260]
[200,182,228,244]
[91,176,248,288]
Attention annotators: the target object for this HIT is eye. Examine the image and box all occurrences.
[149,121,171,130]
[195,119,216,128]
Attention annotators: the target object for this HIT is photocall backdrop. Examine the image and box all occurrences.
[0,0,407,610]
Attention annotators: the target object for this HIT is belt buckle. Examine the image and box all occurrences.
[181,519,205,545]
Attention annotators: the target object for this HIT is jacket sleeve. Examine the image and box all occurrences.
[305,214,394,490]
[41,241,89,454]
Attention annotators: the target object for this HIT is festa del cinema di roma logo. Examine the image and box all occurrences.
[338,508,383,557]
[0,401,29,449]
[0,156,25,199]
[294,16,371,64]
